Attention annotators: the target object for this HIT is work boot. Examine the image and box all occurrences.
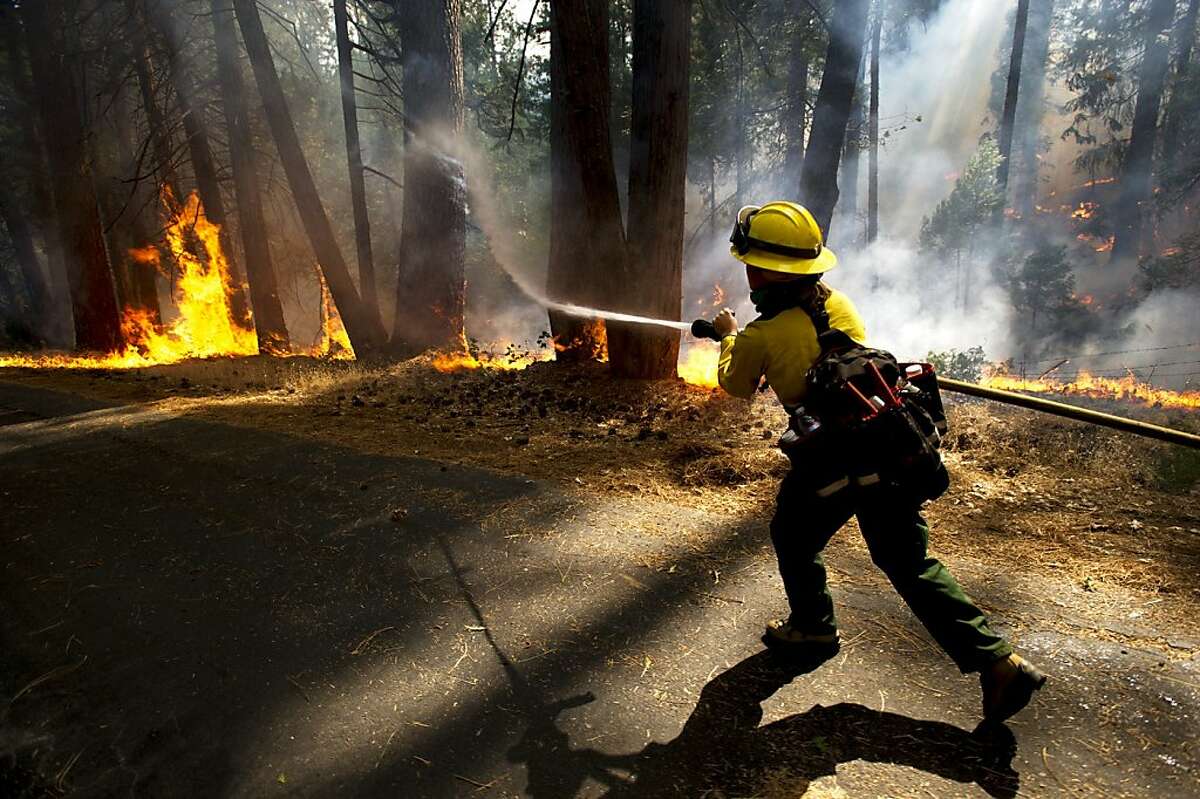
[980,653,1046,723]
[762,619,840,653]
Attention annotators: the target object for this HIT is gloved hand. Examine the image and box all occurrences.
[714,308,738,337]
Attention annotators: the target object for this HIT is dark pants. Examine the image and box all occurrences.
[770,472,1012,673]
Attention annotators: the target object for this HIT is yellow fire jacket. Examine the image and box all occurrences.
[717,289,867,406]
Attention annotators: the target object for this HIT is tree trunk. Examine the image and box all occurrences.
[153,6,250,326]
[211,0,290,354]
[1110,0,1178,267]
[22,0,123,352]
[1161,0,1200,164]
[867,6,882,244]
[107,76,163,325]
[2,6,69,342]
[996,0,1031,205]
[392,0,468,354]
[551,0,630,361]
[783,4,812,195]
[1013,0,1054,219]
[233,0,387,353]
[125,0,181,199]
[734,29,749,210]
[616,0,690,379]
[547,0,608,361]
[800,0,870,239]
[334,0,379,321]
[0,176,49,331]
[841,62,866,240]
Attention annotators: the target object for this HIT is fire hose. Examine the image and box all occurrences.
[690,318,1200,450]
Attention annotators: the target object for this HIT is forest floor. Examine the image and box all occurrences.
[1,356,1199,797]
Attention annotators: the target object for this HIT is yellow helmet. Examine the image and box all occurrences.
[729,201,838,275]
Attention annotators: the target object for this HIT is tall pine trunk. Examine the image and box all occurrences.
[22,0,123,352]
[551,0,630,362]
[334,0,379,321]
[800,0,870,238]
[393,0,468,354]
[211,0,289,353]
[547,0,607,361]
[233,0,387,353]
[996,0,1031,205]
[867,7,882,244]
[1013,0,1054,220]
[616,0,690,379]
[840,63,866,240]
[1110,0,1178,267]
[782,5,812,195]
[0,176,48,332]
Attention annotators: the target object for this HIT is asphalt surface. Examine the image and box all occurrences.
[1,380,1197,798]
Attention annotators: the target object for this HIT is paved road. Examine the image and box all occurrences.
[1,381,1197,797]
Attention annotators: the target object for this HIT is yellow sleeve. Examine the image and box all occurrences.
[828,291,868,344]
[718,325,766,399]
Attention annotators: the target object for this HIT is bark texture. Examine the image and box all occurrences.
[1111,0,1178,266]
[550,0,630,365]
[1012,0,1054,220]
[799,0,870,239]
[22,0,123,352]
[997,0,1031,203]
[393,0,468,354]
[211,0,289,353]
[617,0,691,379]
[546,0,608,361]
[334,0,379,320]
[782,5,813,196]
[233,0,387,353]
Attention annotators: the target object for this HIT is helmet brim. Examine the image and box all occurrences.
[730,244,838,275]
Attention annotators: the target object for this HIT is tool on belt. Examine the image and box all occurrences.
[692,305,949,502]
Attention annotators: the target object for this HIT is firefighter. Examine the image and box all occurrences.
[713,201,1045,723]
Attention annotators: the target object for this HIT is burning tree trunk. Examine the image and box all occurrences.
[210,0,289,354]
[547,0,607,361]
[996,0,1031,206]
[782,4,813,196]
[1013,0,1054,220]
[233,0,387,354]
[21,0,123,352]
[550,0,630,365]
[617,0,690,379]
[333,0,379,321]
[107,77,163,326]
[392,0,468,355]
[153,6,250,327]
[1111,0,1178,267]
[867,6,882,244]
[800,0,870,238]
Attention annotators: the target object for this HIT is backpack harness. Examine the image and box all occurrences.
[775,298,950,503]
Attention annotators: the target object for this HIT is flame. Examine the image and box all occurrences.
[1161,247,1183,257]
[1079,177,1117,188]
[0,188,360,371]
[711,283,726,308]
[310,268,354,360]
[1076,233,1115,252]
[1071,202,1097,220]
[551,320,608,362]
[677,341,720,389]
[983,371,1200,411]
[431,331,554,373]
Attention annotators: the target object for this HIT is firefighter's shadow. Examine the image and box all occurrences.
[508,649,1020,798]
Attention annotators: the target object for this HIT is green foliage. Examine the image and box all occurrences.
[1010,244,1076,334]
[918,138,1003,259]
[925,346,987,381]
[1138,233,1200,292]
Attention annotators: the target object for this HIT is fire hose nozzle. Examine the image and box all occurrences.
[691,319,722,341]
